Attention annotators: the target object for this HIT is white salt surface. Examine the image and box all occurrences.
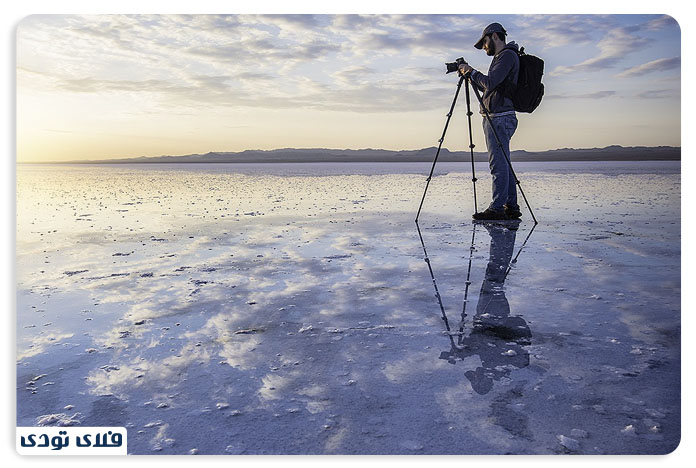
[16,161,680,454]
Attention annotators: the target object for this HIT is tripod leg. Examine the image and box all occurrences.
[464,78,478,213]
[457,222,477,345]
[415,75,465,223]
[470,83,538,224]
[415,220,455,343]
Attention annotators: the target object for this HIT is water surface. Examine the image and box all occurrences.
[16,161,680,454]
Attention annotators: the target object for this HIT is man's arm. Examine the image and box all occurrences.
[466,50,517,92]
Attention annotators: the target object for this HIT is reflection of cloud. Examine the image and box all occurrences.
[257,373,291,402]
[17,332,74,360]
[219,338,262,369]
[86,346,210,397]
[382,351,447,383]
[16,160,682,454]
[149,423,173,452]
[434,382,507,445]
[186,312,266,370]
[86,364,143,397]
[324,426,350,453]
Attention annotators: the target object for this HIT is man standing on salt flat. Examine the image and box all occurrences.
[458,23,521,221]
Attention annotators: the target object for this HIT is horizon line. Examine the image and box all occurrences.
[17,144,682,165]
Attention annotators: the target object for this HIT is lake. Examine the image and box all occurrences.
[16,161,680,454]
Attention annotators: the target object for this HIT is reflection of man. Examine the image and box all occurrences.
[458,23,521,221]
[474,222,529,339]
[439,222,531,395]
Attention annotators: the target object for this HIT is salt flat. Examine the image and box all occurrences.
[16,161,680,454]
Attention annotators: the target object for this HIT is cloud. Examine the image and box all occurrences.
[32,14,457,114]
[636,89,679,99]
[356,32,411,53]
[178,14,243,31]
[644,15,679,31]
[185,38,341,63]
[18,14,682,116]
[546,90,617,99]
[262,14,322,29]
[417,29,480,52]
[577,90,617,99]
[550,27,650,76]
[328,15,480,56]
[615,56,680,78]
[546,14,678,76]
[514,14,599,48]
[236,72,276,82]
[291,84,449,112]
[49,70,450,113]
[331,66,377,85]
[71,24,133,48]
[329,14,384,33]
[56,77,178,93]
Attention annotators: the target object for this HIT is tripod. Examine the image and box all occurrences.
[415,74,479,223]
[415,73,538,225]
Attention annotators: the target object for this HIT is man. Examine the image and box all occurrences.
[458,23,521,221]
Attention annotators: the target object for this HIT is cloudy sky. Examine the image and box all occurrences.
[17,14,680,162]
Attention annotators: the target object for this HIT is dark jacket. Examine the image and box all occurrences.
[470,41,519,116]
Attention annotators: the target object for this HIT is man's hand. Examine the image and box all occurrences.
[458,62,474,76]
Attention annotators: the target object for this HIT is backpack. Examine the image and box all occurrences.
[503,47,544,113]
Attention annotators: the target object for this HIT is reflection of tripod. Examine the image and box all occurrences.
[415,220,535,350]
[416,220,534,395]
[416,73,538,225]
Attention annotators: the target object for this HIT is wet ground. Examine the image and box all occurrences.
[16,161,680,454]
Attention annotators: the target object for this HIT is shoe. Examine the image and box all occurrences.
[472,208,507,221]
[504,205,522,220]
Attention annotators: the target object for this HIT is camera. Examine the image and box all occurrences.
[445,57,466,74]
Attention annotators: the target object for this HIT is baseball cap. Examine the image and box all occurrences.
[474,22,507,49]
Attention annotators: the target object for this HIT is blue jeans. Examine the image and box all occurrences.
[482,114,518,211]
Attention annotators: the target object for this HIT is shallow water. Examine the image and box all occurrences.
[16,161,680,454]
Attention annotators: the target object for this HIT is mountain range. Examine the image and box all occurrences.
[62,145,680,164]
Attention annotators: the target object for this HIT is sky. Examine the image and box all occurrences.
[16,13,681,162]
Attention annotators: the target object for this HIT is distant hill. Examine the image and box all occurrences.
[59,145,680,164]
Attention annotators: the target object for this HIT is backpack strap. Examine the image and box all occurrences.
[497,47,520,97]
[500,46,520,57]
